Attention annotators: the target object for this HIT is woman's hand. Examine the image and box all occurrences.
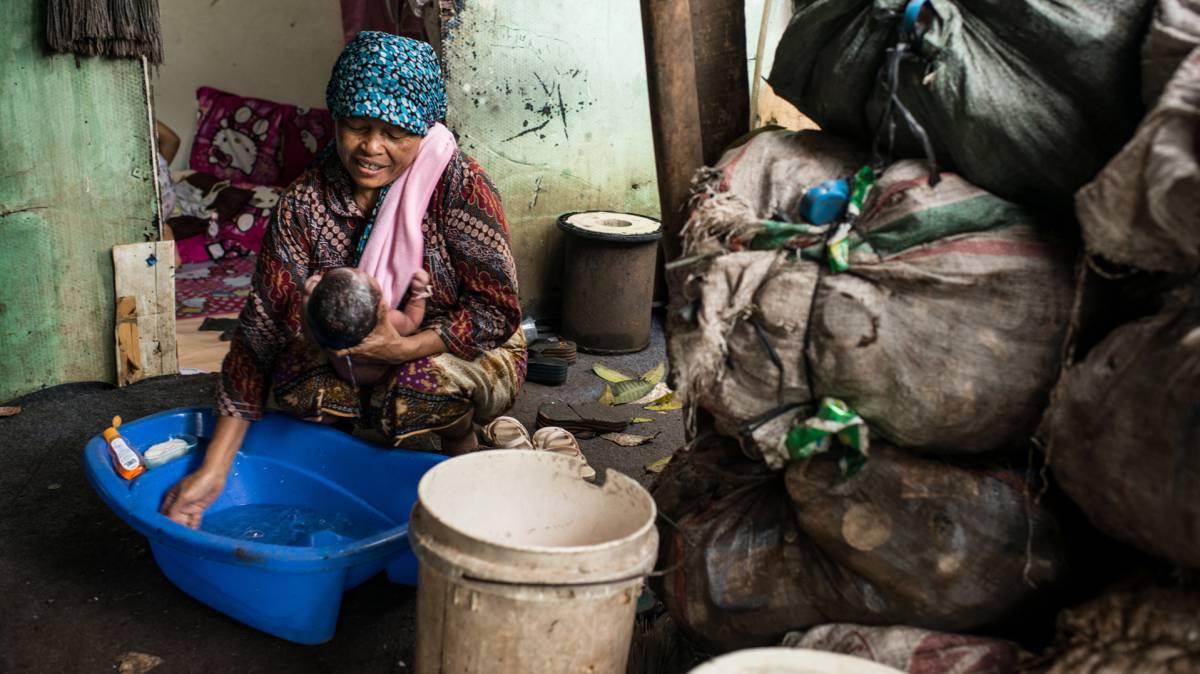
[332,298,415,364]
[333,296,448,364]
[160,467,226,529]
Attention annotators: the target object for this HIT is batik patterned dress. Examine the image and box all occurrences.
[216,152,526,444]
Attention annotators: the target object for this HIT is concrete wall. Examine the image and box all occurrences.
[0,0,158,400]
[441,0,660,317]
[153,0,344,168]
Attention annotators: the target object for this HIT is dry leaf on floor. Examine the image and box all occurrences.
[116,652,164,674]
[645,455,672,473]
[601,431,660,447]
[0,406,21,417]
[632,382,671,406]
[598,385,615,406]
[645,392,683,411]
[640,362,666,386]
[592,363,634,383]
[631,417,655,424]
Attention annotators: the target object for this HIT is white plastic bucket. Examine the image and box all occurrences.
[690,648,906,674]
[410,450,658,674]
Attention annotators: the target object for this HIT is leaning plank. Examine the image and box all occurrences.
[113,241,178,385]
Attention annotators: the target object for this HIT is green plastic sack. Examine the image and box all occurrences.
[768,0,1155,206]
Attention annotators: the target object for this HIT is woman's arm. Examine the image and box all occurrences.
[160,415,249,527]
[428,157,522,359]
[162,184,313,525]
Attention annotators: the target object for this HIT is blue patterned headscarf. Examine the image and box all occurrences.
[326,31,447,136]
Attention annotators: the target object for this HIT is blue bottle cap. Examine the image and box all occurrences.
[799,178,850,226]
[902,0,931,39]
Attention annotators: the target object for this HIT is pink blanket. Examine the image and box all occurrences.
[357,122,456,309]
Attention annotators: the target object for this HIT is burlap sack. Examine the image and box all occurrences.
[672,131,1076,457]
[653,435,1065,652]
[782,624,1026,674]
[1038,286,1200,569]
[1142,0,1200,105]
[1075,48,1200,276]
[1031,580,1200,674]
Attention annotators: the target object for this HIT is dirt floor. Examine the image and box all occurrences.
[0,318,683,673]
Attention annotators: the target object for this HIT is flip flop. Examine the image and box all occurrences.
[531,426,597,481]
[526,355,570,386]
[536,401,628,436]
[530,337,578,364]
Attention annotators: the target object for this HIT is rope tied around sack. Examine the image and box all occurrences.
[870,1,942,185]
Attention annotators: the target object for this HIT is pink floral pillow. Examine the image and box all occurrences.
[189,87,333,188]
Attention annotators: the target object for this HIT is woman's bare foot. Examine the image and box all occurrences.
[438,413,479,456]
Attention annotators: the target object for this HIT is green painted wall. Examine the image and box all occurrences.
[442,0,660,317]
[0,0,158,401]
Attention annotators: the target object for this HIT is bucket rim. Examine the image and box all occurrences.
[415,449,658,556]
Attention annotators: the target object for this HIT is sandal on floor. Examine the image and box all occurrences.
[480,416,533,449]
[531,426,597,481]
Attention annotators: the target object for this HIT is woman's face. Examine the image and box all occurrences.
[336,116,421,192]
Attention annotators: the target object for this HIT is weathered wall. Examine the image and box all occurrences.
[153,0,344,168]
[0,0,158,401]
[441,0,660,317]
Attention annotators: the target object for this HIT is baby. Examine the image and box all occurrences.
[304,267,430,385]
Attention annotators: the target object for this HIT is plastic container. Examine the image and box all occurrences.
[410,450,658,674]
[83,407,445,644]
[103,416,145,480]
[798,178,850,226]
[558,211,662,354]
[689,648,905,674]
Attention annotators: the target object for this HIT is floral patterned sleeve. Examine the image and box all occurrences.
[216,185,311,419]
[432,158,522,360]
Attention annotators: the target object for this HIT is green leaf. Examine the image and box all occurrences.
[612,378,656,405]
[592,363,634,383]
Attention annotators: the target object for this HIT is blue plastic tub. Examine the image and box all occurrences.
[83,407,445,644]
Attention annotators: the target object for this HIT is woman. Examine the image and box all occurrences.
[162,32,526,529]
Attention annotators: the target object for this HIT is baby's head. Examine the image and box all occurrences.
[305,268,380,350]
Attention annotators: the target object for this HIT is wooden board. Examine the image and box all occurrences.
[113,241,178,385]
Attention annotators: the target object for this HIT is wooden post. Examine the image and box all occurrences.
[689,0,751,166]
[639,0,705,263]
[641,0,751,262]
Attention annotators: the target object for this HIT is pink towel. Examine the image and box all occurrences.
[357,122,457,309]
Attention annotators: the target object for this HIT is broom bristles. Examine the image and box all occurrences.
[46,0,163,65]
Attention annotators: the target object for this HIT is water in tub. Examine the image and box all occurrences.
[201,504,376,546]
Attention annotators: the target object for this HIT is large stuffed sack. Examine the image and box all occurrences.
[1143,0,1200,105]
[1032,579,1200,674]
[1038,286,1200,569]
[1075,48,1200,276]
[673,131,1076,457]
[767,0,1154,205]
[653,434,1065,652]
[782,624,1026,674]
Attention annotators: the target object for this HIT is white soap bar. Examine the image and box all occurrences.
[144,435,196,469]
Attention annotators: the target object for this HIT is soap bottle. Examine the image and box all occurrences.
[103,416,145,480]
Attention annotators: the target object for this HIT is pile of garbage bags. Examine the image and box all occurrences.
[656,1,1200,671]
